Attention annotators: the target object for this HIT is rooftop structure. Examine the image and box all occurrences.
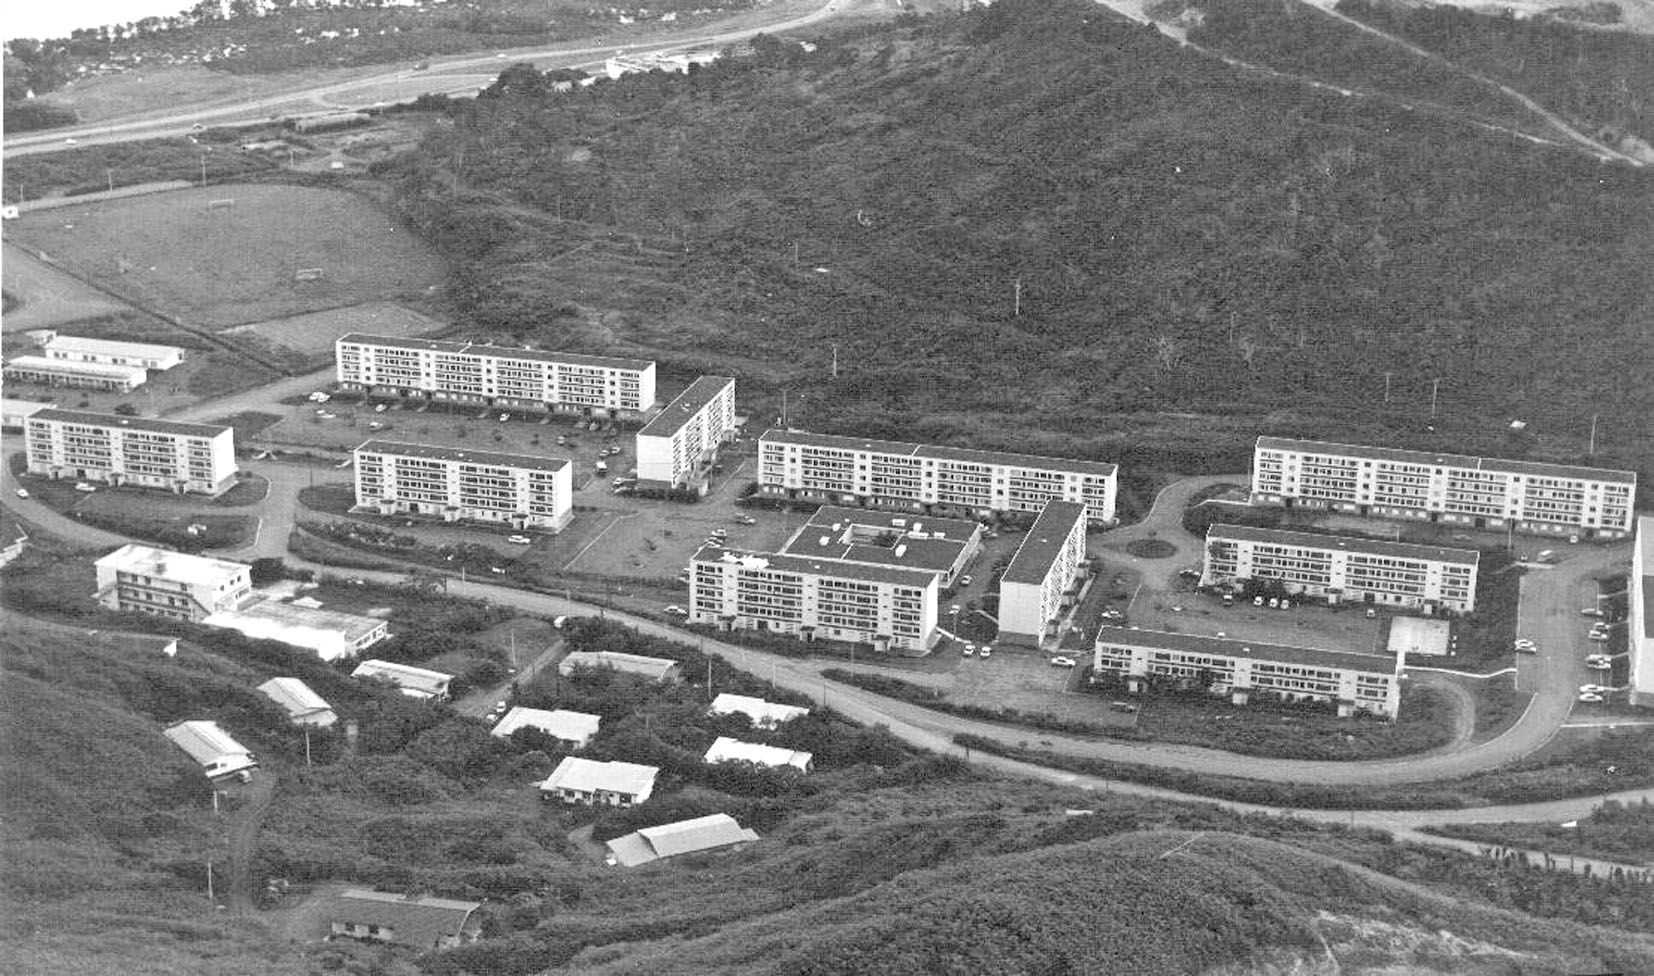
[43,334,185,370]
[558,650,682,682]
[162,720,258,779]
[491,707,601,749]
[256,677,338,728]
[605,813,760,868]
[777,506,981,582]
[206,599,390,661]
[540,756,658,806]
[351,659,453,700]
[704,736,813,771]
[328,889,483,950]
[708,693,810,728]
[95,544,252,621]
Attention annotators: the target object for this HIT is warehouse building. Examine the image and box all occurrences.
[1091,626,1404,718]
[1631,517,1654,709]
[758,429,1117,524]
[3,356,147,392]
[163,720,259,780]
[707,693,810,728]
[1251,436,1636,538]
[605,813,760,868]
[335,333,656,418]
[635,375,737,488]
[205,599,391,661]
[353,440,573,532]
[257,678,338,728]
[351,660,453,701]
[25,409,236,495]
[43,335,185,371]
[690,544,939,652]
[95,544,252,621]
[1203,524,1481,614]
[996,500,1089,645]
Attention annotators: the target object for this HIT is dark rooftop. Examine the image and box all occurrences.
[638,376,735,439]
[29,408,231,439]
[1207,524,1480,566]
[356,439,571,473]
[1001,501,1088,585]
[1256,436,1635,486]
[692,544,937,589]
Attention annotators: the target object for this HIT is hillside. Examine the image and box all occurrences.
[384,0,1654,484]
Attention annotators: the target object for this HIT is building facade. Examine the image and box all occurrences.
[1251,436,1636,538]
[540,757,658,806]
[997,500,1089,644]
[1091,626,1403,718]
[635,375,737,487]
[3,356,147,392]
[758,429,1118,524]
[690,545,940,652]
[26,409,236,495]
[1631,517,1654,709]
[1203,524,1480,614]
[335,333,656,418]
[43,335,185,370]
[95,544,252,621]
[353,440,573,531]
[351,660,453,700]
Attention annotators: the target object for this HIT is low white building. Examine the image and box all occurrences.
[257,678,338,728]
[95,544,252,622]
[1630,516,1654,709]
[163,720,258,780]
[635,375,737,488]
[558,651,682,682]
[708,693,809,728]
[354,440,574,532]
[605,813,759,868]
[43,335,185,371]
[351,660,453,701]
[704,736,812,772]
[539,756,658,806]
[26,409,237,495]
[492,707,601,749]
[206,599,390,661]
[996,500,1088,645]
[4,356,147,392]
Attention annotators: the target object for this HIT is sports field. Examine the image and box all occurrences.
[223,301,449,360]
[5,184,448,329]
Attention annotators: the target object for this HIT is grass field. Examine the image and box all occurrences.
[4,184,448,329]
[0,243,137,333]
[221,301,448,362]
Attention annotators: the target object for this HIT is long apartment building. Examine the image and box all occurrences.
[1092,626,1404,718]
[335,333,656,418]
[690,545,940,652]
[997,500,1088,645]
[95,544,253,622]
[758,430,1118,524]
[354,440,573,531]
[26,409,236,495]
[1251,436,1636,539]
[636,376,737,487]
[1631,517,1654,709]
[1203,524,1480,614]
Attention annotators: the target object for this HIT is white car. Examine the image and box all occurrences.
[979,644,992,659]
[498,413,510,422]
[1586,660,1612,671]
[74,482,98,493]
[1587,632,1610,642]
[1577,693,1604,703]
[1580,608,1605,617]
[665,605,687,616]
[1049,656,1077,668]
[375,403,388,413]
[1579,684,1611,695]
[961,643,974,657]
[959,575,973,586]
[14,488,28,498]
[506,535,532,545]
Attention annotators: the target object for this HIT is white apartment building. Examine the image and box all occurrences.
[690,545,940,652]
[635,375,737,487]
[1203,524,1480,614]
[335,333,656,418]
[43,335,185,371]
[1251,436,1636,539]
[25,409,236,495]
[354,440,573,531]
[777,506,982,586]
[758,429,1118,524]
[95,544,252,621]
[1092,626,1404,718]
[997,500,1088,645]
[1631,516,1654,709]
[5,356,147,392]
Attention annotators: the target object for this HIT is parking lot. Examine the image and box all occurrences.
[1128,587,1390,653]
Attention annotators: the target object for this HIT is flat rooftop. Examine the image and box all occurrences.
[638,376,734,439]
[779,509,971,574]
[338,332,654,372]
[1002,501,1087,585]
[761,428,1117,478]
[31,408,229,439]
[694,544,938,589]
[7,357,147,380]
[46,335,184,358]
[216,598,387,640]
[356,439,571,473]
[1095,626,1400,675]
[1639,516,1654,640]
[96,544,247,588]
[805,506,980,540]
[1208,524,1480,566]
[1256,436,1636,486]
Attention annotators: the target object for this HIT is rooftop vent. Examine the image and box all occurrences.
[894,544,907,558]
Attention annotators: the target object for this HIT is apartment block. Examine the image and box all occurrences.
[777,506,982,586]
[353,440,573,531]
[758,429,1117,524]
[1251,436,1635,538]
[997,500,1089,644]
[635,376,737,487]
[335,333,656,418]
[1203,524,1480,614]
[690,545,940,652]
[1631,517,1654,709]
[1092,626,1404,718]
[26,410,236,495]
[95,544,252,622]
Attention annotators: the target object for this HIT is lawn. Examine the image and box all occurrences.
[209,411,285,443]
[1426,799,1654,867]
[4,184,448,329]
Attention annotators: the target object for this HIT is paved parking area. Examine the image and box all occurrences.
[1129,586,1388,651]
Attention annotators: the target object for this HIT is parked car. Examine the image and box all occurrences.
[961,643,975,657]
[1049,656,1077,668]
[498,413,510,422]
[1254,596,1266,606]
[1586,659,1611,670]
[14,488,28,498]
[1279,599,1292,611]
[1266,598,1279,609]
[1581,608,1605,617]
[1110,701,1138,713]
[1365,608,1377,619]
[74,482,98,493]
[374,403,388,413]
[979,644,992,659]
[665,605,687,617]
[1579,684,1611,695]
[1587,632,1610,642]
[506,535,532,545]
[959,575,973,586]
[1576,692,1604,703]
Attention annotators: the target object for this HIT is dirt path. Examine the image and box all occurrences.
[224,771,277,915]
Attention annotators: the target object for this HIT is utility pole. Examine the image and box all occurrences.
[199,154,207,188]
[781,390,788,428]
[1383,371,1393,403]
[304,728,312,767]
[206,860,215,904]
[792,240,799,266]
[1013,277,1022,317]
[1430,378,1441,419]
[1589,413,1599,455]
[106,169,114,193]
[831,344,839,380]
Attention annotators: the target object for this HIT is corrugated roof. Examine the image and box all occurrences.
[45,335,184,359]
[704,736,811,770]
[6,356,147,380]
[1002,501,1087,585]
[558,651,680,680]
[606,813,760,867]
[351,659,452,695]
[638,376,734,439]
[1094,626,1400,674]
[542,756,658,797]
[492,707,600,743]
[330,889,481,948]
[760,429,1117,477]
[709,693,810,726]
[356,440,571,473]
[96,544,248,589]
[1207,524,1480,566]
[1256,436,1636,486]
[163,720,251,766]
[256,678,335,725]
[30,408,229,439]
[337,332,654,372]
